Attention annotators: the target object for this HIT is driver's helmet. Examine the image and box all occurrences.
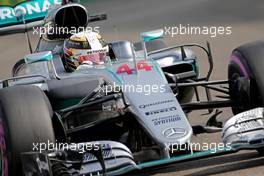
[63,31,109,71]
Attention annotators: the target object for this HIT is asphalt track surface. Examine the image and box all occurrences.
[1,0,264,175]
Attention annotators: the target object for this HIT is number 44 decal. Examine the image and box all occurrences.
[116,61,153,74]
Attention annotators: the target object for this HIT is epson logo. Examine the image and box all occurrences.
[145,107,177,116]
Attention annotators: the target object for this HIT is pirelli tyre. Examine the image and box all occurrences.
[228,41,264,115]
[0,85,55,175]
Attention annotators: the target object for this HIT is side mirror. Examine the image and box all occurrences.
[140,29,164,42]
[89,13,107,22]
[24,51,53,64]
[140,29,164,60]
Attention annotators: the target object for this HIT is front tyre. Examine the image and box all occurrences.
[0,85,55,175]
[228,43,264,114]
[228,41,264,155]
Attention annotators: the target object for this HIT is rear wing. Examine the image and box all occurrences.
[0,0,62,35]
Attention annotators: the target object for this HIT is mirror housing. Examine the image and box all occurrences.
[24,51,53,64]
[89,13,107,22]
[140,29,164,42]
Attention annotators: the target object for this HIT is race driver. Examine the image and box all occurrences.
[62,31,110,72]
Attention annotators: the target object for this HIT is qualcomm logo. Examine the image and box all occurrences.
[0,0,61,20]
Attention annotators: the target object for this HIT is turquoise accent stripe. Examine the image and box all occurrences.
[100,147,235,175]
[143,35,164,42]
[24,51,53,63]
[141,29,164,42]
[138,147,233,169]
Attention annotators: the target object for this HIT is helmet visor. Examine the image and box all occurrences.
[77,52,107,65]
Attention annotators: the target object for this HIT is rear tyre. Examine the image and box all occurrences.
[0,85,55,175]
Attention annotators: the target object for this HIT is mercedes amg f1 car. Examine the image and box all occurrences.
[2,2,264,176]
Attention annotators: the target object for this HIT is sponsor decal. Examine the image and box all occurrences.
[86,48,108,55]
[162,127,187,139]
[116,60,153,75]
[139,99,174,109]
[0,0,62,27]
[152,115,181,126]
[237,121,263,132]
[235,108,263,124]
[145,106,177,116]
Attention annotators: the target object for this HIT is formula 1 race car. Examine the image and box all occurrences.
[2,2,264,176]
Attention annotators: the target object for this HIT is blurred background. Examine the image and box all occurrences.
[1,0,264,175]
